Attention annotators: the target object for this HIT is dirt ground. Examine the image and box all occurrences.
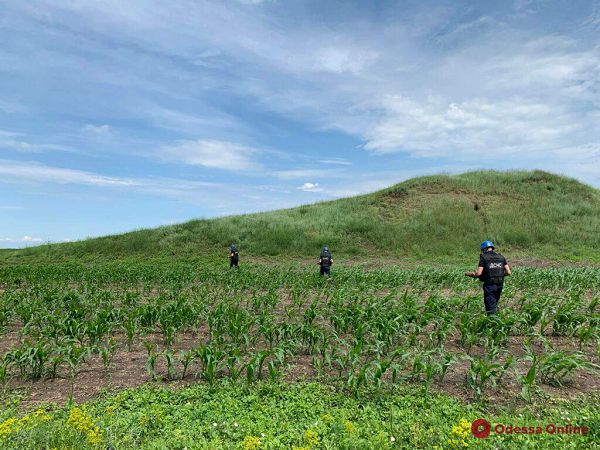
[3,329,597,412]
[1,267,598,410]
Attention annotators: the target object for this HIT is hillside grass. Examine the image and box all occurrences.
[3,170,600,264]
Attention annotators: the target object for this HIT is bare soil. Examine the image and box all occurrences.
[3,328,597,412]
[2,281,598,410]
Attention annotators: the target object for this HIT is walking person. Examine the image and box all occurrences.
[465,241,512,315]
[229,243,239,269]
[318,245,333,276]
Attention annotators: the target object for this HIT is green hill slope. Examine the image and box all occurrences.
[4,170,600,263]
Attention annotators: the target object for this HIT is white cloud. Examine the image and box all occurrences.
[3,0,600,200]
[319,159,352,166]
[0,159,220,198]
[0,100,27,114]
[82,124,112,134]
[0,138,75,153]
[0,130,22,137]
[9,1,596,168]
[482,38,600,91]
[0,235,77,249]
[298,182,323,192]
[141,105,242,135]
[0,159,140,187]
[583,5,600,28]
[313,45,380,74]
[237,0,274,4]
[161,139,260,171]
[273,169,336,180]
[362,96,584,157]
[0,236,43,243]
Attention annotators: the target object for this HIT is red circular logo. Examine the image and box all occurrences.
[472,419,491,439]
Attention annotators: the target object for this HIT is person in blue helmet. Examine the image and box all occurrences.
[465,241,512,315]
[318,245,333,276]
[229,243,239,269]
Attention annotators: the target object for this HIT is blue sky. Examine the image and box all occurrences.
[1,0,599,247]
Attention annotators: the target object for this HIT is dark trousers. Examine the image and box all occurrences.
[320,265,330,276]
[230,257,239,268]
[483,284,503,315]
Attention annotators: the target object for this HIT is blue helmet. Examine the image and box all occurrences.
[480,240,495,251]
[323,245,329,252]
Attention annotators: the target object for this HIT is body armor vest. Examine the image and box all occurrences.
[481,252,505,284]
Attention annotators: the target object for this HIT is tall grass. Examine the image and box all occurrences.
[4,170,600,263]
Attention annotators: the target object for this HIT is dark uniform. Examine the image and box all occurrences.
[319,249,333,276]
[478,251,508,315]
[229,245,239,269]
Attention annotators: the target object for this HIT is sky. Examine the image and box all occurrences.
[1,0,599,248]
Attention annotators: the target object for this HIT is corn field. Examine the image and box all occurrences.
[1,260,599,404]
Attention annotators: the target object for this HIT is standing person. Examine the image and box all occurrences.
[318,245,333,276]
[229,244,239,269]
[465,241,512,315]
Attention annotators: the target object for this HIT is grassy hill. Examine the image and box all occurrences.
[3,170,600,263]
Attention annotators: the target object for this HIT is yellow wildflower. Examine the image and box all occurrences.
[242,435,261,450]
[321,414,333,424]
[67,405,103,447]
[139,414,150,427]
[448,419,471,448]
[304,429,319,447]
[0,409,53,441]
[31,409,52,422]
[343,419,357,435]
[0,417,19,440]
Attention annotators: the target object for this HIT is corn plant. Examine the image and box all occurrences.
[465,355,503,402]
[195,344,224,386]
[178,349,195,380]
[224,347,244,382]
[346,361,369,397]
[64,341,90,401]
[19,340,51,380]
[246,350,272,382]
[144,341,160,381]
[390,349,411,384]
[0,354,14,390]
[162,349,177,380]
[98,337,117,378]
[122,316,139,351]
[267,360,281,382]
[1,261,599,401]
[515,354,539,403]
[552,295,587,336]
[370,357,393,389]
[538,350,594,386]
